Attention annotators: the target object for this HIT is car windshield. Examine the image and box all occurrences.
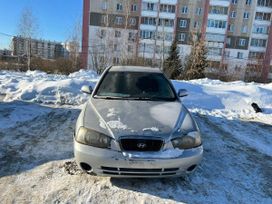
[95,71,177,101]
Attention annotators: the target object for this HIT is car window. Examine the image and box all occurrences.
[95,71,177,101]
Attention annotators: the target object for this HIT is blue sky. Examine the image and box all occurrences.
[0,0,83,49]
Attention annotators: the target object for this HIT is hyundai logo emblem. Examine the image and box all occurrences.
[137,143,147,149]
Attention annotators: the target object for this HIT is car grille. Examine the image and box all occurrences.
[101,166,179,176]
[120,138,163,152]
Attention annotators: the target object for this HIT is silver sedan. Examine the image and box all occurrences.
[74,66,203,177]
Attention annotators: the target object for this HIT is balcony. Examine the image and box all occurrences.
[249,46,267,52]
[159,12,176,19]
[251,33,269,39]
[206,27,227,34]
[142,0,159,3]
[140,24,156,31]
[141,10,158,18]
[256,6,272,13]
[208,14,228,21]
[209,0,230,7]
[160,0,177,5]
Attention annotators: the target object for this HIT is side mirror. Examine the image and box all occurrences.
[178,89,188,97]
[81,85,93,94]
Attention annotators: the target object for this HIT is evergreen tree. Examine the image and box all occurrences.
[184,36,208,80]
[163,40,183,79]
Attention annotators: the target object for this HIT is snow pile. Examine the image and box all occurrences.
[0,70,98,105]
[0,69,271,121]
[173,79,272,122]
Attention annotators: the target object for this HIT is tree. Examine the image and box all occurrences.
[184,34,208,80]
[163,40,183,79]
[17,8,39,70]
[67,19,82,70]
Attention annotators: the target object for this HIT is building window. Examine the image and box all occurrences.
[251,38,267,47]
[102,15,108,25]
[128,45,133,52]
[228,24,235,32]
[224,51,230,57]
[114,44,118,51]
[113,57,120,64]
[115,16,123,25]
[196,8,202,15]
[115,31,121,38]
[246,0,252,5]
[249,51,265,59]
[237,52,243,59]
[232,0,238,4]
[180,20,188,28]
[159,19,174,27]
[129,17,137,26]
[207,19,227,28]
[131,4,137,12]
[140,30,155,39]
[99,29,106,38]
[147,3,155,11]
[101,2,107,10]
[160,4,175,13]
[178,33,186,42]
[128,32,136,41]
[116,3,123,11]
[239,38,246,46]
[243,12,249,19]
[142,17,156,25]
[253,25,269,34]
[194,21,200,28]
[209,6,228,15]
[181,6,188,14]
[241,26,248,33]
[230,11,236,18]
[255,12,271,20]
[226,37,231,45]
[257,0,272,7]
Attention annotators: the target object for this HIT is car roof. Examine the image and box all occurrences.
[109,66,162,73]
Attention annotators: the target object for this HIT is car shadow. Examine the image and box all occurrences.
[0,100,80,177]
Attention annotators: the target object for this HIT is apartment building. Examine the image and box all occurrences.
[12,36,66,60]
[82,0,272,81]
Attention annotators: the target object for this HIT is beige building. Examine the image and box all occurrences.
[82,0,272,81]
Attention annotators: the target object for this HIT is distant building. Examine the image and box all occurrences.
[12,36,66,60]
[82,0,272,81]
[0,49,12,56]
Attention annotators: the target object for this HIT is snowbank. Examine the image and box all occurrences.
[1,69,271,118]
[0,70,98,105]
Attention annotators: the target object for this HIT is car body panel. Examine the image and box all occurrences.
[74,140,203,178]
[83,98,182,139]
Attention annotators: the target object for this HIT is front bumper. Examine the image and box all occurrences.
[74,140,203,178]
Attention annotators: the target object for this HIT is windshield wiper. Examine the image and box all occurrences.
[129,97,152,101]
[94,95,129,100]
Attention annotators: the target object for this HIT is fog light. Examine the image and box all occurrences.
[80,162,92,171]
[187,165,197,172]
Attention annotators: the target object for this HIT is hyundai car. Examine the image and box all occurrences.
[74,66,203,177]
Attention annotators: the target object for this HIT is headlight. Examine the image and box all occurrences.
[75,127,112,148]
[171,131,202,149]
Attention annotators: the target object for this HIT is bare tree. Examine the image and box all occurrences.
[17,8,39,70]
[67,19,82,70]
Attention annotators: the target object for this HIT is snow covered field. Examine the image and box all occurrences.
[0,70,271,203]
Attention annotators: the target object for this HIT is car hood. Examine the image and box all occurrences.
[83,98,183,139]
